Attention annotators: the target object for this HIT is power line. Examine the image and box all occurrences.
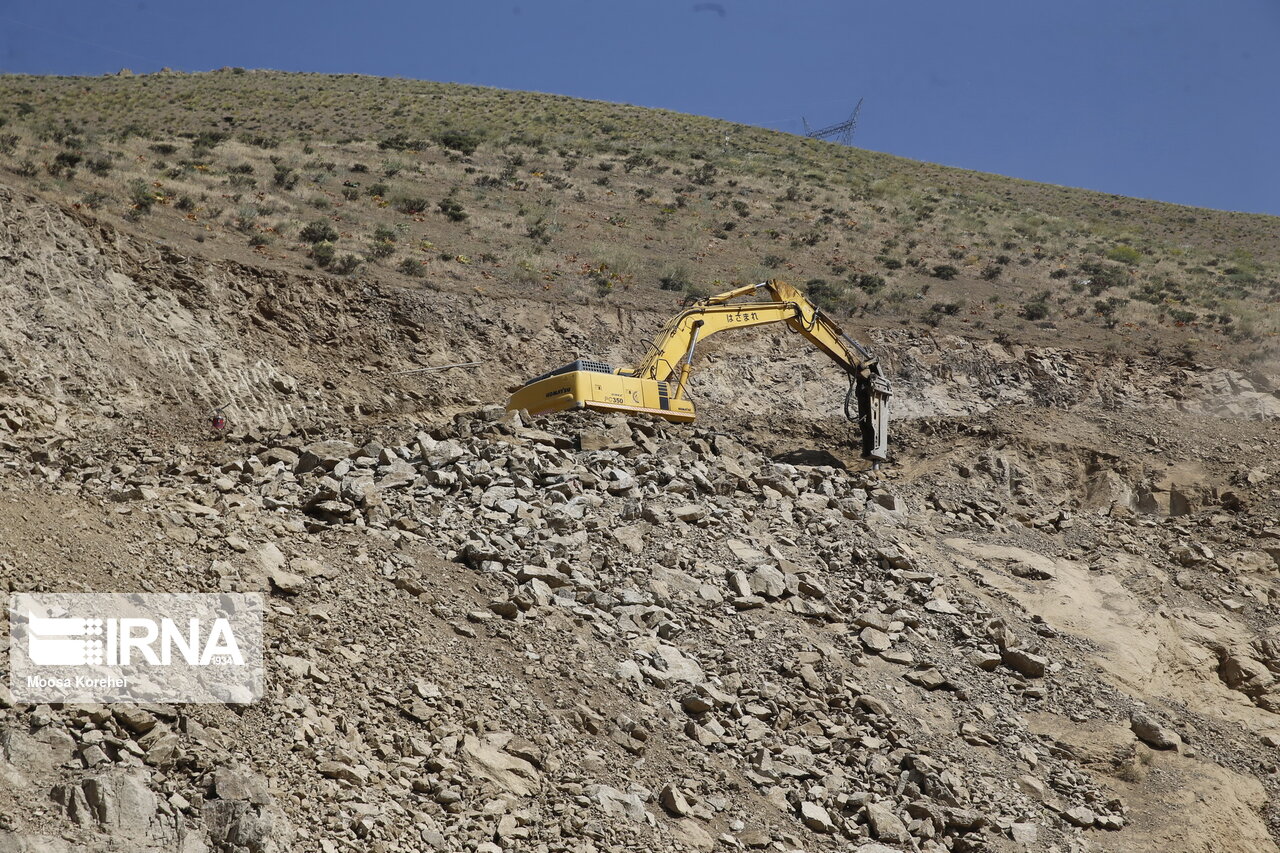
[0,15,161,69]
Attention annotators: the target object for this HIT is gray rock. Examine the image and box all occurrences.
[1002,647,1047,678]
[1,726,75,775]
[77,769,158,836]
[865,802,909,843]
[212,766,271,804]
[672,504,707,522]
[800,801,835,833]
[204,798,295,853]
[318,760,370,785]
[295,440,357,473]
[748,564,787,599]
[1011,823,1039,844]
[649,644,705,684]
[860,627,893,653]
[659,783,691,817]
[461,734,539,796]
[113,706,157,735]
[588,784,650,823]
[267,567,306,595]
[1130,711,1179,750]
[1064,805,1096,827]
[0,833,76,853]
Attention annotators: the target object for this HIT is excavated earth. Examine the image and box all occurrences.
[1,183,1279,853]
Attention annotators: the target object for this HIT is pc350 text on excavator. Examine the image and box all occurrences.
[507,280,892,462]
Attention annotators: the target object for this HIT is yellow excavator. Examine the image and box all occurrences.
[506,280,892,460]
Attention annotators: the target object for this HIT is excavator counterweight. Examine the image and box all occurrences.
[506,280,891,460]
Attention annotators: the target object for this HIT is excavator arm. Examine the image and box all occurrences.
[506,279,892,461]
[625,280,890,459]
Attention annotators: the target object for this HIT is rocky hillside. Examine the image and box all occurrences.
[1,74,1279,853]
[1,71,1278,366]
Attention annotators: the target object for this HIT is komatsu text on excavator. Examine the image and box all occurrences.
[506,280,892,461]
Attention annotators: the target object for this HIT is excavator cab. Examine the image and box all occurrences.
[507,359,696,423]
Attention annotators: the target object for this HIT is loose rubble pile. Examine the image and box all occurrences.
[2,180,1279,853]
[5,401,1279,853]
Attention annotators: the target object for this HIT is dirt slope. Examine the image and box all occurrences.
[1,166,1279,853]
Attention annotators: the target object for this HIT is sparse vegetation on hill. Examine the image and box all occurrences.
[0,69,1276,362]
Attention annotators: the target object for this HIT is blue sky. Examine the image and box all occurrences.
[2,0,1277,215]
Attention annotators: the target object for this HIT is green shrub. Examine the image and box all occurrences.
[690,163,717,186]
[192,131,227,152]
[1106,244,1142,265]
[128,178,156,212]
[526,217,552,244]
[658,266,692,291]
[311,240,335,267]
[273,164,298,189]
[980,264,1001,280]
[853,273,885,294]
[931,264,959,280]
[1021,301,1050,321]
[1079,261,1128,292]
[435,129,482,156]
[623,153,654,173]
[878,256,903,270]
[373,224,396,242]
[805,278,846,303]
[367,182,388,197]
[368,239,395,259]
[1223,267,1260,286]
[438,194,468,222]
[394,196,430,215]
[379,133,426,151]
[1094,296,1129,326]
[398,257,426,277]
[333,254,361,274]
[0,133,19,155]
[299,220,338,243]
[762,254,787,268]
[248,233,271,247]
[242,134,280,149]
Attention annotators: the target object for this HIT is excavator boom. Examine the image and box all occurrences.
[506,280,891,460]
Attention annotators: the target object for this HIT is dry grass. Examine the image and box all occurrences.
[0,68,1276,361]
